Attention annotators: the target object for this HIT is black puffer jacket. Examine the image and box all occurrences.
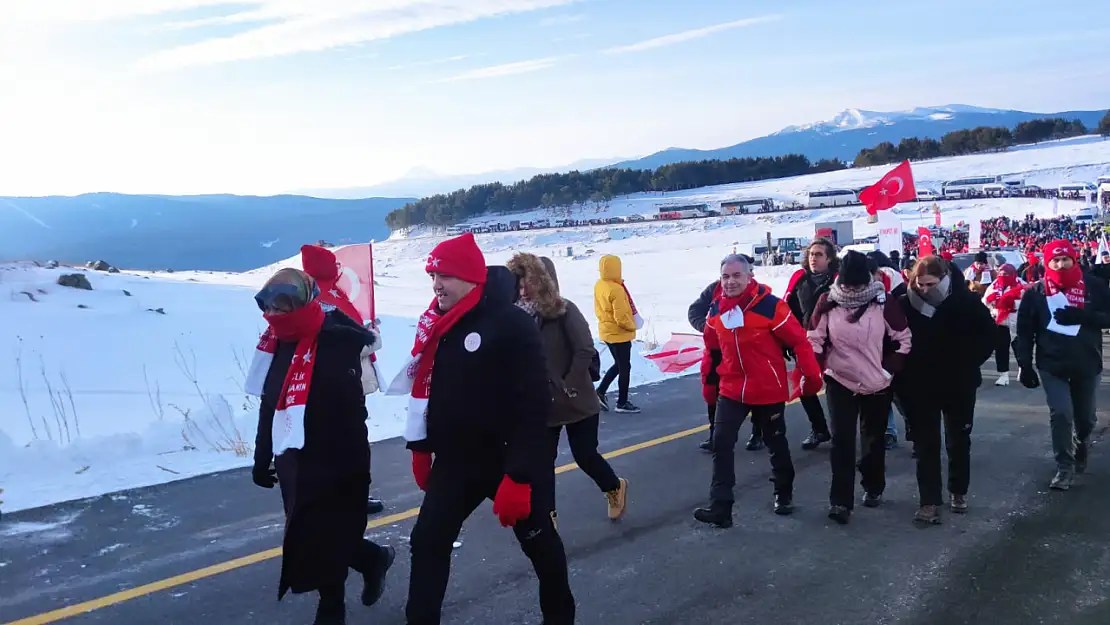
[895,266,995,400]
[687,280,719,332]
[406,266,551,485]
[787,270,836,328]
[1013,272,1110,378]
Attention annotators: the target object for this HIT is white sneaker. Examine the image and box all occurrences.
[995,372,1010,386]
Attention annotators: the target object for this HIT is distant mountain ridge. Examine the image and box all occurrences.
[608,105,1109,171]
[0,193,412,272]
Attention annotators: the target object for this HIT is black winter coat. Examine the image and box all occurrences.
[1012,272,1110,378]
[687,280,719,332]
[895,267,995,400]
[255,311,376,598]
[786,270,835,327]
[407,266,551,486]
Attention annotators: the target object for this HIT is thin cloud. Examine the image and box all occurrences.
[432,56,565,83]
[604,14,783,54]
[10,0,584,71]
[540,14,585,27]
[553,33,591,43]
[388,55,472,71]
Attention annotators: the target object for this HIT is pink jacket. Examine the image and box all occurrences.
[807,293,912,395]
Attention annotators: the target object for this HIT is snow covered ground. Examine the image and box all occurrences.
[1,138,1107,513]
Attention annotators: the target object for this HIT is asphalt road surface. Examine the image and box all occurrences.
[2,368,1109,625]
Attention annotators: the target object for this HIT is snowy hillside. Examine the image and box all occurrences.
[1,138,1107,513]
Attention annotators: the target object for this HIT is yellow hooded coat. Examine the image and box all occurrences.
[594,255,637,343]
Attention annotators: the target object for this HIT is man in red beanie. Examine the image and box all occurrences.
[1014,239,1110,491]
[300,244,387,515]
[395,233,575,625]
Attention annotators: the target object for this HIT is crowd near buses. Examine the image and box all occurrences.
[440,175,1109,238]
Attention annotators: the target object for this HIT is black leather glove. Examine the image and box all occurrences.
[252,463,278,489]
[1018,367,1040,390]
[1053,306,1086,326]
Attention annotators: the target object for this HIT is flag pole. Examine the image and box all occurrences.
[368,243,376,322]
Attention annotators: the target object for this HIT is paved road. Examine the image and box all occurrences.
[2,370,1109,625]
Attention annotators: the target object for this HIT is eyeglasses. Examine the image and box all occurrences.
[255,282,319,312]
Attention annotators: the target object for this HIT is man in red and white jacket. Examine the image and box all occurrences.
[983,263,1024,387]
[693,254,822,527]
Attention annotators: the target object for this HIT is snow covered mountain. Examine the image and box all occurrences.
[609,105,1108,171]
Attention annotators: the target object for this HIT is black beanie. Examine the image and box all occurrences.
[974,251,988,264]
[837,250,875,288]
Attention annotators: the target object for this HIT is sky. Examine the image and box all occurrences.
[0,0,1107,197]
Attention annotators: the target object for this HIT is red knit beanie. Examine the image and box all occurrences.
[426,232,487,284]
[940,251,954,261]
[300,245,339,282]
[1043,239,1077,262]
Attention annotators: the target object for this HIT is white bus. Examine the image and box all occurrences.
[942,175,1002,199]
[654,203,712,220]
[1058,183,1098,202]
[806,189,858,208]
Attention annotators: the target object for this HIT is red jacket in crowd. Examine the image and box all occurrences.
[705,280,820,406]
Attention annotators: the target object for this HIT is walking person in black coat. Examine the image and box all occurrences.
[896,257,995,525]
[1013,239,1110,490]
[252,268,395,625]
[394,233,575,625]
[785,238,838,450]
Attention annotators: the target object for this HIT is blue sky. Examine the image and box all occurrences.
[0,0,1107,196]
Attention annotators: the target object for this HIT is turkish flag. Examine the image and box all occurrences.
[333,244,376,322]
[917,227,935,257]
[859,160,917,215]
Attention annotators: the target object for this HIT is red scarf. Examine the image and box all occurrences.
[398,286,485,442]
[317,279,376,363]
[620,283,639,316]
[261,302,325,455]
[1045,265,1086,308]
[716,280,759,318]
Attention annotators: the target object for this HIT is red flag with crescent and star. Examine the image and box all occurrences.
[333,244,376,322]
[917,227,935,257]
[859,160,917,216]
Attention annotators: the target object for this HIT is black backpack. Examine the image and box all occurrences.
[556,313,601,382]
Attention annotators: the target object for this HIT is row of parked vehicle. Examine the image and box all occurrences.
[805,176,1109,208]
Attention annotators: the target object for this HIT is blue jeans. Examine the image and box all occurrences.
[886,408,897,437]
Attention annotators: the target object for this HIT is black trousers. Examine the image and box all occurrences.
[801,393,830,435]
[599,341,632,404]
[995,325,1012,373]
[547,415,621,510]
[707,388,761,438]
[901,386,976,506]
[710,396,794,502]
[824,376,893,508]
[406,459,575,625]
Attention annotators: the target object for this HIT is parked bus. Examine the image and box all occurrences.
[942,175,1002,199]
[1058,182,1098,202]
[806,189,858,208]
[654,203,712,220]
[720,198,774,214]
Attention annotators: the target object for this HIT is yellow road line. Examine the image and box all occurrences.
[4,420,715,625]
[9,393,815,625]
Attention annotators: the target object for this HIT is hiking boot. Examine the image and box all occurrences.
[862,492,883,508]
[913,505,942,526]
[360,545,395,607]
[693,502,733,528]
[1076,440,1088,475]
[827,505,851,525]
[314,599,346,625]
[885,433,898,450]
[606,478,628,520]
[366,497,384,515]
[615,400,641,414]
[699,436,714,452]
[745,433,765,451]
[802,430,831,450]
[950,493,968,514]
[773,493,793,516]
[597,390,610,412]
[1050,471,1072,491]
[995,372,1010,386]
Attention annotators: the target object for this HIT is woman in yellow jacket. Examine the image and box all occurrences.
[594,255,641,413]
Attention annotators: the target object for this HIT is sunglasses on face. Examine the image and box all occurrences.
[255,282,319,312]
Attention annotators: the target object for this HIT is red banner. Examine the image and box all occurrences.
[333,244,376,322]
[917,227,935,257]
[934,210,942,227]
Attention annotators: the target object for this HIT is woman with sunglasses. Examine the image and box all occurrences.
[251,268,396,625]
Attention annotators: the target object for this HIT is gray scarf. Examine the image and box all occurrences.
[829,281,885,309]
[907,275,952,318]
[515,298,538,319]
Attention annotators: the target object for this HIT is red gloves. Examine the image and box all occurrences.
[492,476,532,527]
[801,375,823,397]
[411,451,433,491]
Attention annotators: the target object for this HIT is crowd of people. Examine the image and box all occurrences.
[979,215,1104,253]
[242,229,1108,624]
